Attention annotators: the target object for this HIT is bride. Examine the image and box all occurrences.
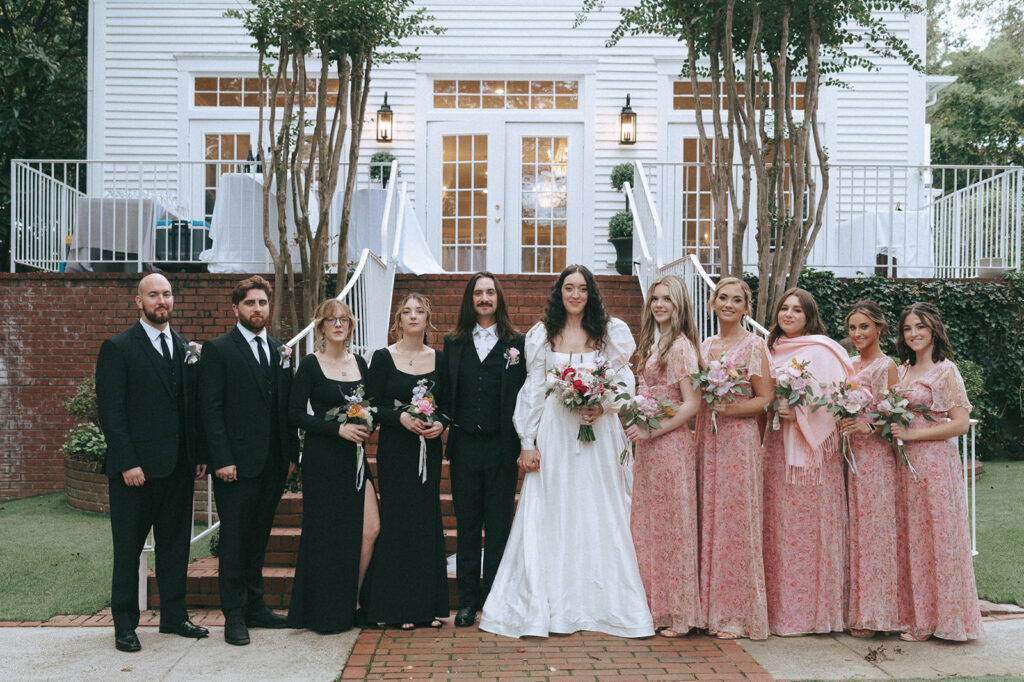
[479,265,654,638]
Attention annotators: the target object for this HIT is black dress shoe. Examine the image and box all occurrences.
[224,619,250,646]
[246,606,288,629]
[159,619,210,639]
[115,630,141,652]
[454,606,476,627]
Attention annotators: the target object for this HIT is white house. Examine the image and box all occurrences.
[12,0,1018,278]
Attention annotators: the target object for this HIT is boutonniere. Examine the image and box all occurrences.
[182,341,202,365]
[277,344,293,369]
[504,347,521,369]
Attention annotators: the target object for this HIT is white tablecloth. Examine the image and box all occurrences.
[67,197,178,267]
[827,210,935,278]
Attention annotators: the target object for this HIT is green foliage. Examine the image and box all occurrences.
[608,210,633,239]
[63,376,98,425]
[61,423,106,463]
[369,150,397,182]
[610,163,634,192]
[0,0,88,268]
[208,529,219,558]
[743,270,1024,459]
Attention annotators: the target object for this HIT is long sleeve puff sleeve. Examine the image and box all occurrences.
[513,322,548,449]
[604,317,637,408]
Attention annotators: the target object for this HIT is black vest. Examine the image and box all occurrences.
[455,343,504,436]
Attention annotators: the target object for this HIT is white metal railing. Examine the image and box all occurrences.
[10,159,397,273]
[135,161,403,609]
[638,162,1023,279]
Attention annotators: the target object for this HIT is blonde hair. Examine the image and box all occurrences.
[635,275,702,372]
[314,299,357,351]
[708,276,753,317]
[390,293,436,343]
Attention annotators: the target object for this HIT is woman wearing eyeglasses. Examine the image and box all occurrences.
[286,299,380,634]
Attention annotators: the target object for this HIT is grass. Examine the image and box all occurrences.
[973,460,1024,606]
[0,493,212,622]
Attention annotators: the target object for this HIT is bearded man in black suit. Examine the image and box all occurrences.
[96,273,209,652]
[198,275,298,646]
[443,272,527,627]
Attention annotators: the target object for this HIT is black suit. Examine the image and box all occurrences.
[443,331,526,610]
[198,327,298,619]
[96,321,198,633]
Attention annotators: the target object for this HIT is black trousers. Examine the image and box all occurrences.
[449,430,518,610]
[108,464,193,632]
[213,455,288,619]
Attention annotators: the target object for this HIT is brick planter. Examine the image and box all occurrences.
[64,458,110,514]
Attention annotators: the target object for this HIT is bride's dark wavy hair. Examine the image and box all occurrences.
[543,264,610,351]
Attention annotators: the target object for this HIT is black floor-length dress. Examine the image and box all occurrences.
[286,353,373,633]
[365,348,450,625]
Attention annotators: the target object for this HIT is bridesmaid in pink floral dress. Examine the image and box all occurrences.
[839,301,900,638]
[697,277,773,641]
[891,302,981,642]
[626,275,703,637]
[763,288,853,636]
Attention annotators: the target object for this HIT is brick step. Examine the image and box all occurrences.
[264,526,301,566]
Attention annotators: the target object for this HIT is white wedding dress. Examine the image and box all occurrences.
[479,319,654,638]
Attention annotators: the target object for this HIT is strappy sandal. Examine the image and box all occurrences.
[849,628,875,638]
[658,627,687,638]
[899,632,931,642]
[400,622,415,630]
[715,631,741,640]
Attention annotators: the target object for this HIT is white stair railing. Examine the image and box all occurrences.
[136,160,403,610]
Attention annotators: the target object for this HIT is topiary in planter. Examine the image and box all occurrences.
[610,163,634,192]
[62,376,109,513]
[369,150,397,187]
[608,210,633,239]
[608,211,634,275]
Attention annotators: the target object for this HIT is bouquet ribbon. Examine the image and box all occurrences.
[841,434,859,476]
[417,435,428,484]
[711,411,718,435]
[355,443,366,491]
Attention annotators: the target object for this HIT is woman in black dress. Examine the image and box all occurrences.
[366,292,450,629]
[287,299,380,633]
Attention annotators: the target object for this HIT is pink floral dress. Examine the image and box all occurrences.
[895,360,982,641]
[630,335,703,633]
[762,347,848,635]
[698,334,769,640]
[847,355,900,632]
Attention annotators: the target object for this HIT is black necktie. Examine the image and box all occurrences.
[159,332,173,368]
[255,336,270,370]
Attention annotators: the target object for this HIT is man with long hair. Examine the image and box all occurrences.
[442,272,526,627]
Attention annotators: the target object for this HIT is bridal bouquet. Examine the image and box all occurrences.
[690,354,752,434]
[394,378,443,483]
[325,384,376,491]
[867,386,935,473]
[545,357,618,443]
[815,380,873,474]
[767,358,819,431]
[617,388,676,463]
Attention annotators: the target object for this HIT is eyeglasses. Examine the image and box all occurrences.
[324,317,349,326]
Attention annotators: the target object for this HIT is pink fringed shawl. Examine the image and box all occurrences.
[771,335,854,483]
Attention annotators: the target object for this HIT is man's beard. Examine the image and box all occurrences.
[143,306,171,324]
[238,313,267,333]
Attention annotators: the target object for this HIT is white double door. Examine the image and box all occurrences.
[426,120,583,274]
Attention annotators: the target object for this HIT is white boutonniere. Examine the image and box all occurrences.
[182,341,202,365]
[277,344,293,368]
[504,347,521,369]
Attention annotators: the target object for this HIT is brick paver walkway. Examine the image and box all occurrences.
[340,625,772,681]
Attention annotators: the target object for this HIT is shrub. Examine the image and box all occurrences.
[369,151,397,182]
[64,376,98,424]
[208,529,219,557]
[62,422,106,463]
[610,163,634,192]
[608,210,633,239]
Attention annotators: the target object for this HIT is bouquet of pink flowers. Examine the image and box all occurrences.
[545,357,618,443]
[325,384,377,490]
[617,389,676,463]
[815,380,873,474]
[867,386,935,472]
[767,357,818,431]
[394,378,443,483]
[690,354,752,434]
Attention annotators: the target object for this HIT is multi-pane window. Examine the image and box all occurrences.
[433,80,578,110]
[680,137,726,262]
[440,135,489,272]
[194,76,339,108]
[204,134,252,222]
[673,80,805,111]
[520,136,568,274]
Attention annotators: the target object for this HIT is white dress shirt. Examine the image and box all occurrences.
[237,322,270,362]
[473,323,499,362]
[140,319,174,359]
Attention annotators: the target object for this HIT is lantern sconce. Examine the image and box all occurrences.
[619,94,637,145]
[376,92,393,143]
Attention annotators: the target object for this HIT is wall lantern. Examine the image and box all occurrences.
[619,94,637,145]
[376,92,393,143]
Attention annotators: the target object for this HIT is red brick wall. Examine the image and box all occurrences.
[0,272,642,501]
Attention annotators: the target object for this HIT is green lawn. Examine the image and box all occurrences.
[973,460,1024,606]
[0,493,211,622]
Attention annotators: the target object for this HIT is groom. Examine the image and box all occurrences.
[443,272,527,627]
[198,275,298,645]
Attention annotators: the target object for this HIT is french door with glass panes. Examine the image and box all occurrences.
[425,120,582,274]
